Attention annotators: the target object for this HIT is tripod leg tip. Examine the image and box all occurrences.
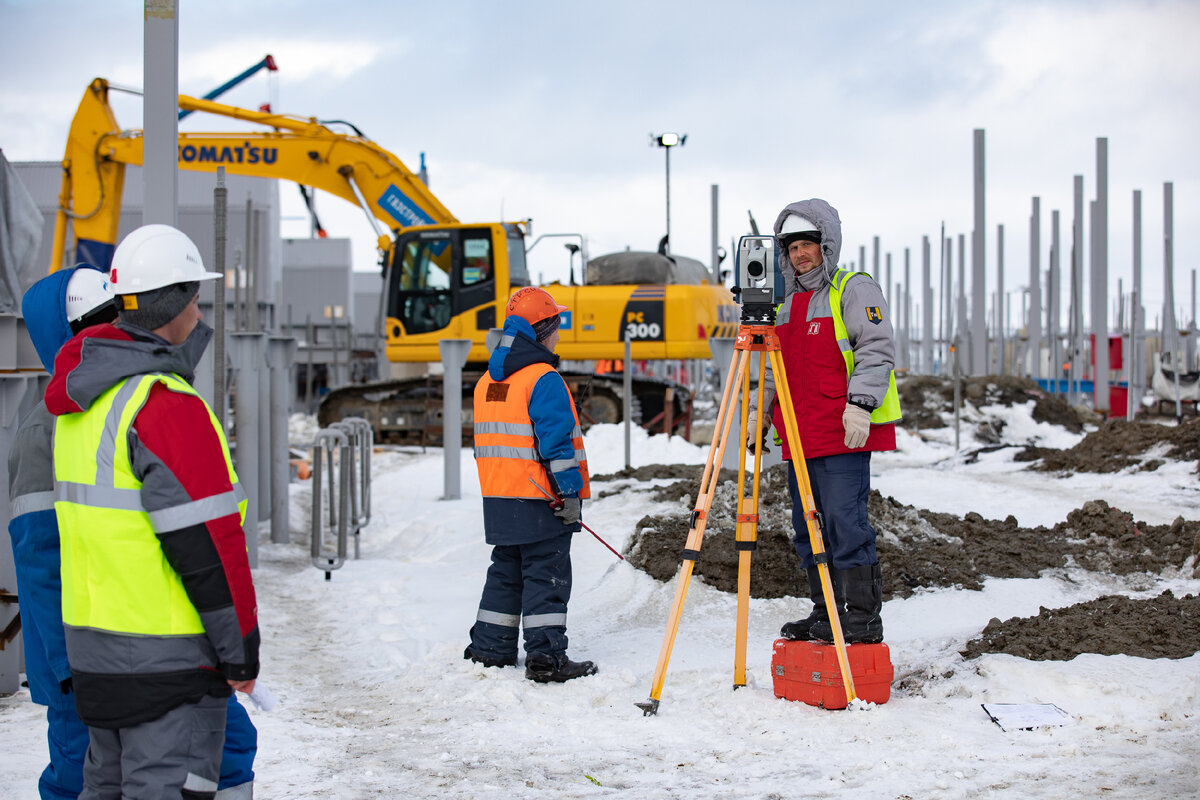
[635,699,660,717]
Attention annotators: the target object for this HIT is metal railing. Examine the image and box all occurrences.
[309,417,373,580]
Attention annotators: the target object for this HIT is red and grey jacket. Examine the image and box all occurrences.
[771,282,897,459]
[46,321,259,728]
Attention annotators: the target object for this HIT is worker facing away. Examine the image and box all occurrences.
[10,264,257,800]
[8,266,117,800]
[749,199,901,645]
[465,286,598,683]
[46,225,260,800]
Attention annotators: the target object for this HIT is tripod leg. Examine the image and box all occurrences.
[767,349,858,705]
[638,347,749,716]
[733,349,767,688]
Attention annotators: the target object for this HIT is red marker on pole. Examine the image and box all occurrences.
[527,477,624,561]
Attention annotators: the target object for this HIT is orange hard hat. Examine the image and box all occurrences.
[506,286,567,325]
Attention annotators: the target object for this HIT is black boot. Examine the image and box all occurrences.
[808,568,847,642]
[812,564,883,644]
[464,645,517,668]
[780,567,840,640]
[524,653,598,683]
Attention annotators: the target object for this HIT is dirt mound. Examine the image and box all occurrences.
[606,381,1200,660]
[609,462,1200,658]
[1019,416,1200,474]
[615,465,1199,600]
[960,590,1200,661]
[898,375,1088,433]
[897,375,1200,474]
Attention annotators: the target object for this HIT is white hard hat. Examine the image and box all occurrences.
[110,224,222,295]
[778,214,819,237]
[65,267,115,323]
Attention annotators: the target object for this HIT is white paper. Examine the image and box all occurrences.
[981,703,1071,731]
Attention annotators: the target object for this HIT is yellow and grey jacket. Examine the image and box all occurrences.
[48,320,259,728]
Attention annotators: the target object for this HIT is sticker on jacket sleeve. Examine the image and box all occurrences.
[865,306,883,324]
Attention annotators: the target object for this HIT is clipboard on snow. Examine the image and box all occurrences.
[981,703,1071,731]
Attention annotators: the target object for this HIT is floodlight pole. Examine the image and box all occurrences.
[652,133,686,251]
[665,145,671,246]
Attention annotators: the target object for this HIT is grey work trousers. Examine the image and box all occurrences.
[80,693,227,800]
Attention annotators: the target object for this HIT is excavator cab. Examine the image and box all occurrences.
[385,223,530,359]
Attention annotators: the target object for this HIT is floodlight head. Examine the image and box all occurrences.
[652,132,686,148]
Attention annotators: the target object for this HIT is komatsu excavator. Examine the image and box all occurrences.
[51,78,738,442]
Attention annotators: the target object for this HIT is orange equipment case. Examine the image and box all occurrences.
[771,639,893,709]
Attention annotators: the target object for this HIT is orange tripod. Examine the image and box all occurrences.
[636,322,857,715]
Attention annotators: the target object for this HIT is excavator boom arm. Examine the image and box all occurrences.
[52,77,455,271]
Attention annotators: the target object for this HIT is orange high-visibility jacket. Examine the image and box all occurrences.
[474,363,590,500]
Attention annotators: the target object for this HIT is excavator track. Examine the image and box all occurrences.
[318,370,692,446]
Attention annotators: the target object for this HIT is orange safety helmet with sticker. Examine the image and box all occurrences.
[506,286,567,325]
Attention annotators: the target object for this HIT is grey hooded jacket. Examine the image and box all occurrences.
[757,198,896,414]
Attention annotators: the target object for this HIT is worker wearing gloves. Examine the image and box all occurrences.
[466,287,598,683]
[46,225,260,799]
[748,199,900,644]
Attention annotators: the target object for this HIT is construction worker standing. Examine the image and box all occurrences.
[749,199,900,645]
[8,266,117,800]
[465,287,598,683]
[45,225,260,799]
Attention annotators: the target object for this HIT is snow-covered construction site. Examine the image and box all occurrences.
[4,375,1195,798]
[2,5,1199,799]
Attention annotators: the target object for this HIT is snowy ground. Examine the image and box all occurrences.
[2,407,1198,799]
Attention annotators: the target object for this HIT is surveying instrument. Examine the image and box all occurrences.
[636,235,858,716]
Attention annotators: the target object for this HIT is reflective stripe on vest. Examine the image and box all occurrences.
[54,372,245,636]
[829,269,902,424]
[474,363,590,499]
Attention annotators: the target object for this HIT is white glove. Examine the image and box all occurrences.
[747,410,774,453]
[842,403,871,449]
[248,682,277,712]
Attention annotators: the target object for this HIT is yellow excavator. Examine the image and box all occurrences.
[52,78,738,441]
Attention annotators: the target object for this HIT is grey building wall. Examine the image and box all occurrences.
[281,237,354,327]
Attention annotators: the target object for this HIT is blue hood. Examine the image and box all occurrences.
[488,315,559,381]
[22,265,105,371]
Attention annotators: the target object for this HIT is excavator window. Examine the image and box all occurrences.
[398,239,450,291]
[506,230,530,287]
[461,236,491,286]
[395,237,453,333]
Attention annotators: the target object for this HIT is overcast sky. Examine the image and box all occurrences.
[2,0,1197,329]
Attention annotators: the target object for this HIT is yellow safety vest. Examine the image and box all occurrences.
[829,269,902,424]
[54,372,245,636]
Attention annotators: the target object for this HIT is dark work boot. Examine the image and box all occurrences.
[812,563,883,644]
[524,653,598,683]
[464,645,517,668]
[780,567,839,641]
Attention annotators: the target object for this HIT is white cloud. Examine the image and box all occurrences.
[181,38,390,86]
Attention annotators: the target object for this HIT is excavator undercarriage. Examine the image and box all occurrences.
[317,370,692,447]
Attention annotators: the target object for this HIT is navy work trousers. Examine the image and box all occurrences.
[469,531,573,662]
[787,451,878,569]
